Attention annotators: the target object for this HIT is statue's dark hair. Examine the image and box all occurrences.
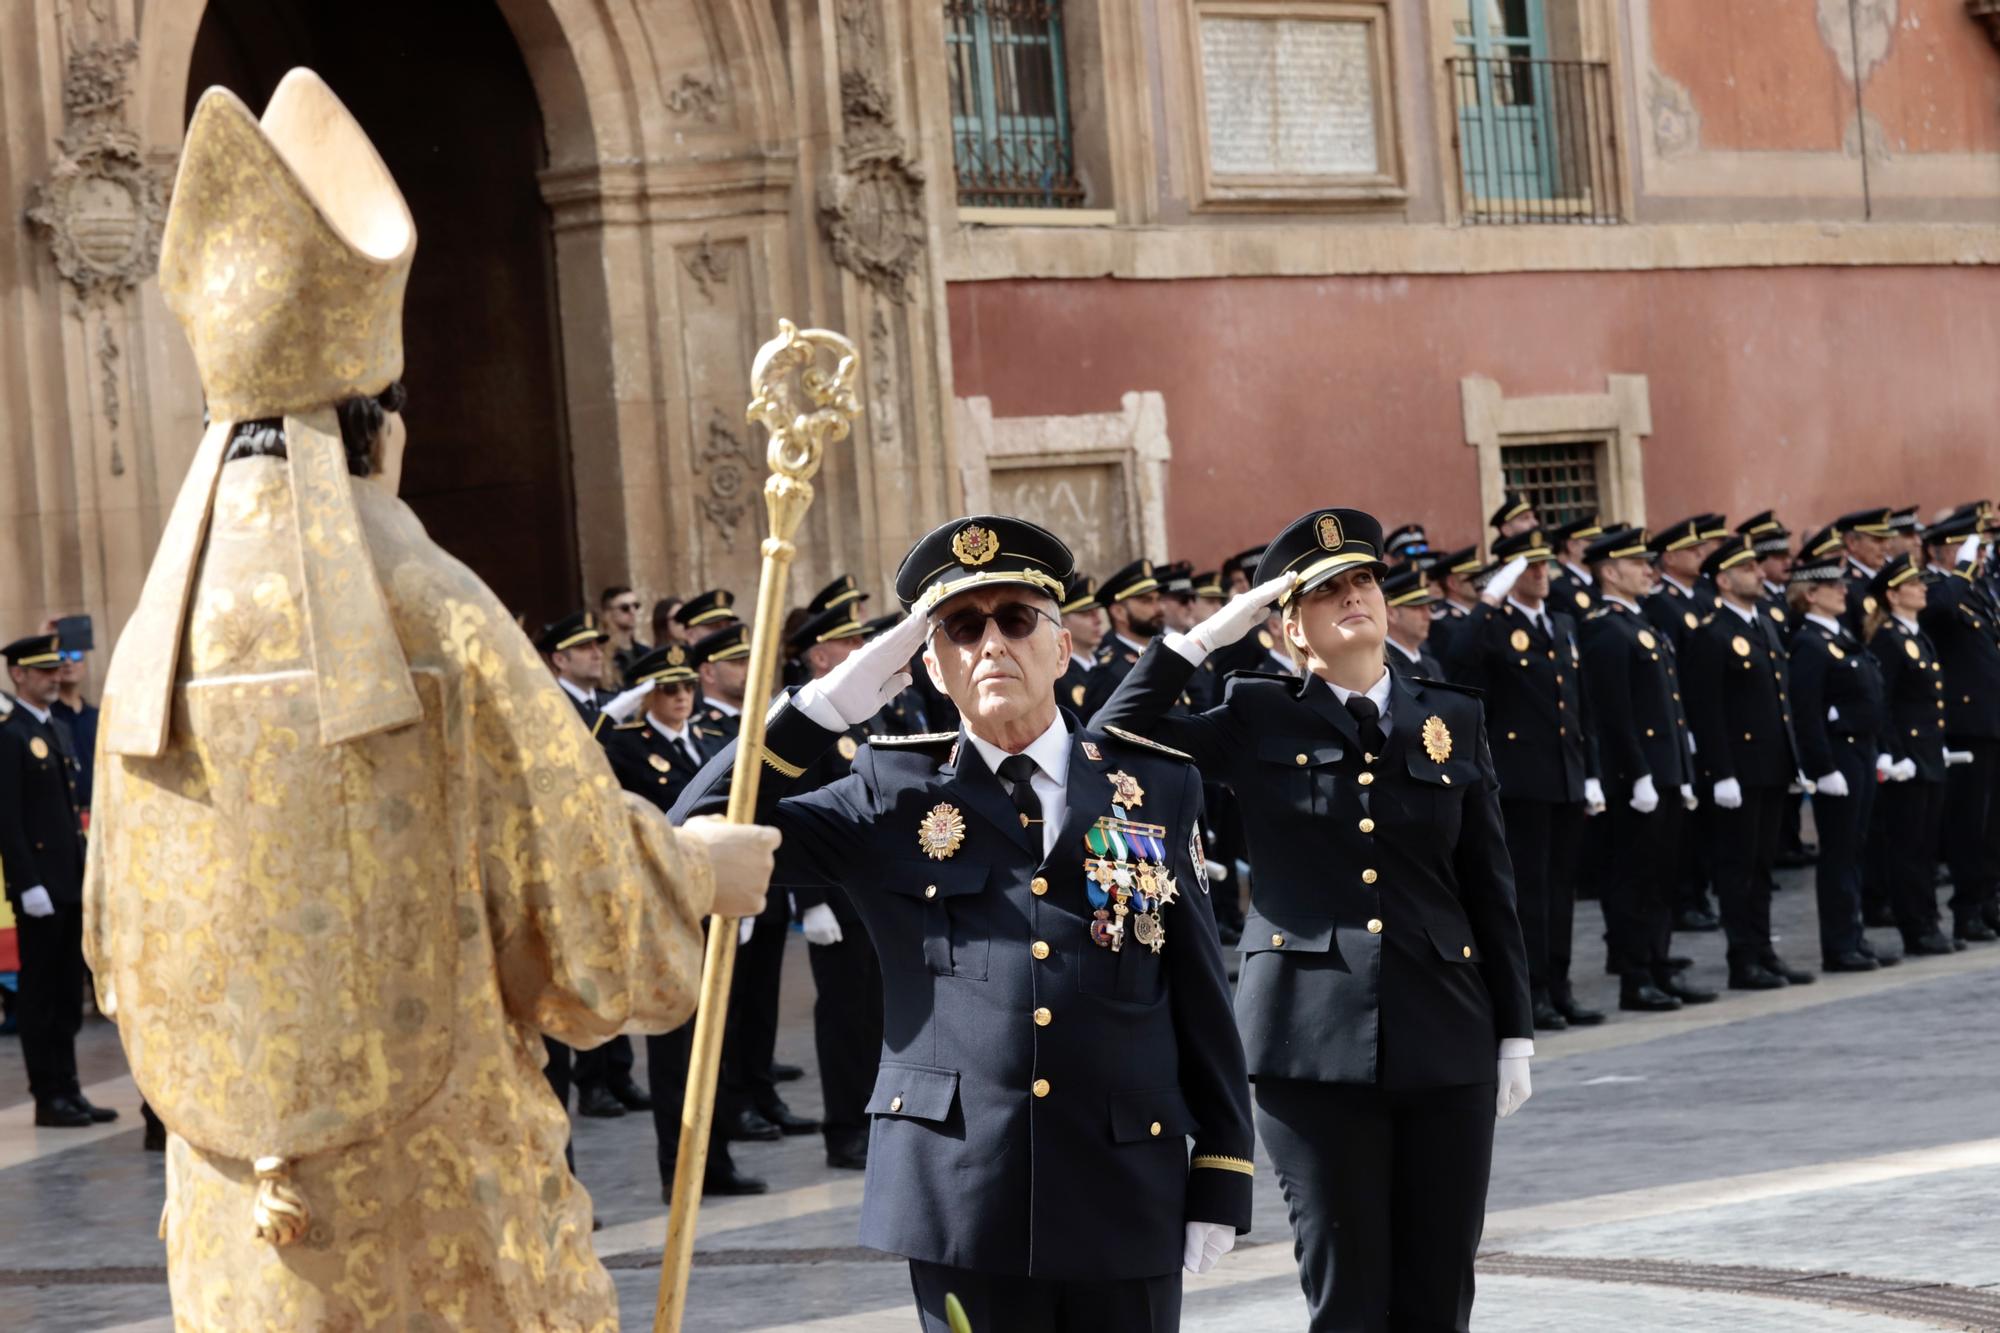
[220,381,408,476]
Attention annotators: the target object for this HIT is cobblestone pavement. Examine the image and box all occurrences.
[7,865,2000,1331]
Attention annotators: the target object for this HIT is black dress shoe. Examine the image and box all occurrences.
[770,1062,805,1083]
[609,1077,653,1112]
[756,1101,820,1136]
[1863,906,1897,929]
[1667,956,1694,971]
[826,1145,868,1170]
[1658,974,1718,1004]
[1905,930,1957,957]
[72,1096,119,1124]
[576,1084,627,1119]
[34,1099,93,1128]
[1728,964,1787,990]
[726,1108,781,1142]
[1857,939,1900,966]
[1532,996,1569,1031]
[1551,986,1605,1026]
[1619,981,1682,1012]
[1676,909,1721,932]
[702,1163,769,1197]
[1821,951,1879,973]
[1762,957,1815,985]
[1955,918,1997,943]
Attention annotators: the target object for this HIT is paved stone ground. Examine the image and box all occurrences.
[7,865,2000,1331]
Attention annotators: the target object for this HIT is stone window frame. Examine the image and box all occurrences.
[1460,373,1652,546]
[1168,0,1409,213]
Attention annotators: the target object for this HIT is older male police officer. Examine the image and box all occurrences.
[675,515,1253,1333]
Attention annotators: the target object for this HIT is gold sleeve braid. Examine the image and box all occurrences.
[1192,1155,1256,1176]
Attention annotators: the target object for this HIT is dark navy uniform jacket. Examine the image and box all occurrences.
[673,703,1255,1280]
[1787,617,1886,780]
[1920,568,2000,741]
[1548,564,1595,619]
[1451,601,1597,804]
[1094,642,1532,1090]
[1683,606,1800,789]
[602,717,711,812]
[1871,617,1949,783]
[1577,599,1693,797]
[1644,579,1708,656]
[1079,636,1144,721]
[1057,655,1092,715]
[0,708,85,909]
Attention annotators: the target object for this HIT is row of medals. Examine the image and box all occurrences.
[1083,804,1177,954]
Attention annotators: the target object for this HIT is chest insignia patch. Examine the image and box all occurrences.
[1575,590,1591,610]
[648,753,671,772]
[917,803,967,860]
[1421,715,1453,764]
[1684,612,1699,631]
[837,735,860,760]
[1510,628,1531,652]
[1637,629,1657,650]
[29,736,48,760]
[1828,644,1846,661]
[1906,639,1922,661]
[1191,823,1210,894]
[1081,740,1102,761]
[1732,635,1752,658]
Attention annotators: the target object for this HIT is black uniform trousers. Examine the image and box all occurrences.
[1714,784,1788,970]
[806,889,882,1154]
[1257,1078,1495,1333]
[721,889,792,1119]
[573,1033,636,1093]
[1601,799,1680,980]
[908,1259,1182,1333]
[1812,740,1878,960]
[16,908,84,1103]
[1942,737,2000,927]
[1499,797,1584,998]
[646,1019,735,1187]
[1878,777,1946,940]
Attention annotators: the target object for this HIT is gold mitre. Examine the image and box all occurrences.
[102,69,421,758]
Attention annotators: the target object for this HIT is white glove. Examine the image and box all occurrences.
[1712,777,1742,810]
[1890,757,1917,782]
[1629,773,1660,814]
[1815,769,1849,799]
[796,612,928,728]
[1203,859,1229,884]
[1182,573,1296,658]
[1946,748,1975,767]
[1681,783,1700,812]
[18,886,53,918]
[1959,534,1983,569]
[1183,1220,1237,1275]
[800,901,844,946]
[603,681,652,724]
[1875,753,1893,781]
[1497,1054,1533,1118]
[1583,777,1606,815]
[737,917,756,946]
[1480,556,1530,606]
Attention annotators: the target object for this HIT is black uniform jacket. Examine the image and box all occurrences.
[1079,636,1143,721]
[1577,599,1692,796]
[1644,580,1708,656]
[1548,564,1595,618]
[1871,617,1949,782]
[1388,641,1445,683]
[672,703,1255,1280]
[1683,606,1800,788]
[1787,617,1886,780]
[1451,601,1597,804]
[1057,656,1092,715]
[1093,642,1533,1090]
[1426,601,1473,672]
[1920,569,2000,740]
[602,717,710,812]
[0,708,84,908]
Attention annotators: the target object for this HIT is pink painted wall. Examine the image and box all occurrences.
[947,268,2000,568]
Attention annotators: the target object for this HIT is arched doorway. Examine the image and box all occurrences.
[185,0,581,626]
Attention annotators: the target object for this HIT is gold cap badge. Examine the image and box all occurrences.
[951,524,998,566]
[1316,514,1344,551]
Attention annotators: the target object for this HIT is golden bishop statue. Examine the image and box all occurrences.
[84,68,773,1330]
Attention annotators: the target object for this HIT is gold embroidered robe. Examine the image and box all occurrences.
[85,457,713,1330]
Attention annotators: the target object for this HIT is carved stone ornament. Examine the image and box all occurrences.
[821,148,927,302]
[25,42,171,307]
[665,72,722,123]
[695,406,760,549]
[683,234,733,302]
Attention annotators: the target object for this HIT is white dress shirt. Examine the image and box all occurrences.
[556,676,598,708]
[965,712,1072,859]
[705,695,742,719]
[1388,638,1425,667]
[1071,653,1094,676]
[14,698,49,726]
[1719,599,1757,626]
[1506,596,1555,641]
[656,720,703,766]
[1805,612,1843,638]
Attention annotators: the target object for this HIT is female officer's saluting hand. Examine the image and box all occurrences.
[1092,507,1533,1333]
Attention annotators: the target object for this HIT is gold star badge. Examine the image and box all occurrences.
[1421,715,1453,763]
[1107,770,1145,808]
[917,803,967,860]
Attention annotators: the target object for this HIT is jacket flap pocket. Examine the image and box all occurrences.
[1426,923,1480,963]
[1255,736,1343,768]
[866,1062,960,1121]
[1243,910,1336,954]
[1405,747,1480,789]
[1109,1085,1198,1143]
[883,860,991,900]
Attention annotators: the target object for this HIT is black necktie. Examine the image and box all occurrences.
[681,734,703,768]
[997,754,1041,834]
[1345,694,1387,758]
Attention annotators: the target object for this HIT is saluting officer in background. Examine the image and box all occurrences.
[677,515,1254,1332]
[1920,507,2000,942]
[1546,515,1602,617]
[1454,530,1605,1030]
[1382,567,1445,679]
[1058,572,1103,712]
[1096,508,1533,1333]
[1490,491,1539,540]
[1684,535,1812,990]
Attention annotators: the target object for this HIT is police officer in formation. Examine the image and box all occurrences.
[1921,506,2000,941]
[1080,559,1166,719]
[1869,554,1956,955]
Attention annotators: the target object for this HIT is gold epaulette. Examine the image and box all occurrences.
[589,712,610,739]
[1700,613,1715,625]
[1100,725,1193,762]
[866,731,957,747]
[1191,1154,1254,1176]
[613,718,647,731]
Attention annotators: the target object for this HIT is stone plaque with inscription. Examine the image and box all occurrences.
[1200,15,1379,177]
[991,464,1131,577]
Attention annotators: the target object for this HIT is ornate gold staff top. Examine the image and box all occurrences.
[654,319,860,1332]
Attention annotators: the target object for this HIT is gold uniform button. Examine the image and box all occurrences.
[1362,869,1378,884]
[1031,940,1051,960]
[1031,876,1048,896]
[924,885,938,899]
[1149,1121,1163,1137]
[1358,772,1375,786]
[1033,1007,1052,1027]
[1032,1079,1051,1098]
[890,1095,904,1112]
[1462,945,1473,958]
[1271,933,1286,948]
[1367,918,1384,934]
[1506,731,1517,741]
[1442,775,1452,785]
[1744,732,1753,741]
[1358,817,1375,833]
[1295,753,1309,766]
[1646,727,1655,737]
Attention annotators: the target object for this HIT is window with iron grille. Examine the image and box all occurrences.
[1502,440,1600,528]
[945,1,1086,209]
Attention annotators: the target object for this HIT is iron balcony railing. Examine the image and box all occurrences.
[946,0,1086,209]
[1447,55,1623,225]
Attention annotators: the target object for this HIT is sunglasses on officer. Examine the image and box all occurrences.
[929,601,1061,647]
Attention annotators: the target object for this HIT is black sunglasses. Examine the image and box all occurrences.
[931,601,1060,647]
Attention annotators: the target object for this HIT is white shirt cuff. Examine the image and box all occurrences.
[1499,1038,1535,1060]
[1164,631,1207,667]
[787,684,845,733]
